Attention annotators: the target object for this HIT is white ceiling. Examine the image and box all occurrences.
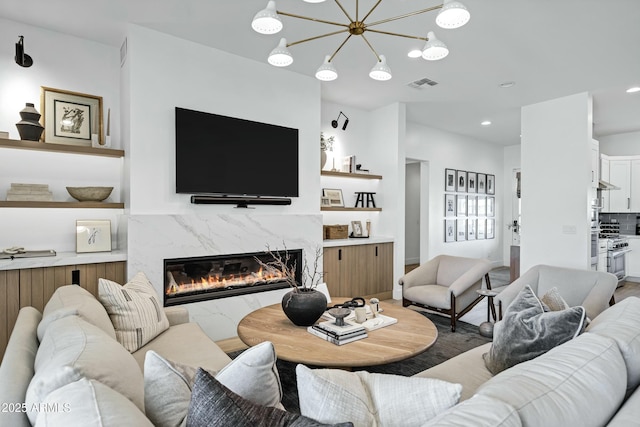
[3,0,640,146]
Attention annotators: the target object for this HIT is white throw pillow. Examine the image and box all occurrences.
[27,315,144,425]
[144,341,282,427]
[98,272,169,352]
[36,378,153,427]
[296,364,462,427]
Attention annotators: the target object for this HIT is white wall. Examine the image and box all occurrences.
[599,131,640,156]
[0,18,123,252]
[405,122,504,265]
[124,25,320,215]
[520,92,592,271]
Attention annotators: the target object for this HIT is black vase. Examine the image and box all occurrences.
[281,288,327,326]
[16,103,44,141]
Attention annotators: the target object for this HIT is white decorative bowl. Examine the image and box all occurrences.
[66,186,113,202]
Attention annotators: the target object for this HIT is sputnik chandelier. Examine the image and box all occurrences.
[251,0,470,81]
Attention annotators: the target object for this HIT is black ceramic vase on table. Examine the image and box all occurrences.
[16,103,44,141]
[281,288,327,327]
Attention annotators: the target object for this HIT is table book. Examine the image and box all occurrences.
[307,326,368,345]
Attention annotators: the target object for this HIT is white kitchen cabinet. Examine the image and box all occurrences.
[626,238,640,280]
[600,155,610,212]
[609,160,632,212]
[632,160,640,211]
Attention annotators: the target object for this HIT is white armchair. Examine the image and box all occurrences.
[494,264,618,320]
[399,255,493,332]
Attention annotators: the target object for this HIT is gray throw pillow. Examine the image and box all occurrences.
[186,368,353,427]
[483,285,586,375]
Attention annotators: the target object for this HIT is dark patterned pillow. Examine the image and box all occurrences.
[186,368,353,427]
[483,285,586,375]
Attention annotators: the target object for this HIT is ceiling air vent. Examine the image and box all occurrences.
[408,77,439,89]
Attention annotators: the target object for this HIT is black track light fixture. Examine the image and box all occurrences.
[331,111,349,131]
[15,36,33,68]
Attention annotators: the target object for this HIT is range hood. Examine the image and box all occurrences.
[599,180,620,191]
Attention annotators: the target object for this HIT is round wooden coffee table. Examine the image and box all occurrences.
[237,298,438,368]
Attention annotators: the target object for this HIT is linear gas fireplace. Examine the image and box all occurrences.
[163,249,301,306]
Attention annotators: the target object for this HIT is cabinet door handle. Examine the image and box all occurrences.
[338,249,342,261]
[375,246,378,256]
[629,198,631,209]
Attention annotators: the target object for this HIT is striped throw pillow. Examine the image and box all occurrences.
[98,272,170,352]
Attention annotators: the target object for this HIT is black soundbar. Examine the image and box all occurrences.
[190,195,292,208]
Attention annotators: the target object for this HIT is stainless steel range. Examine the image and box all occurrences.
[600,222,631,283]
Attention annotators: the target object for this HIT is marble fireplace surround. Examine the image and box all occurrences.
[127,214,323,341]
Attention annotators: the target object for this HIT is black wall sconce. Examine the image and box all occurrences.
[15,36,33,68]
[331,111,349,130]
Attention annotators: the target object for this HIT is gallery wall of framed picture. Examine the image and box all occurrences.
[444,168,495,243]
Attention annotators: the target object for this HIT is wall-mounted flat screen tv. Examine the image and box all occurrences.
[175,107,299,197]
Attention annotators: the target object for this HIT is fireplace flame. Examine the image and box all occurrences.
[166,267,287,297]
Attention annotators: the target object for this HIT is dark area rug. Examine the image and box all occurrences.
[228,311,491,413]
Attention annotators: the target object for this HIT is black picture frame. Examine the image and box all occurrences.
[467,172,477,193]
[445,194,456,217]
[456,170,467,193]
[477,173,487,194]
[445,219,456,242]
[445,168,456,192]
[487,174,495,195]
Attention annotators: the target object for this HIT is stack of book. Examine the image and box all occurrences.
[307,320,367,345]
[6,183,53,201]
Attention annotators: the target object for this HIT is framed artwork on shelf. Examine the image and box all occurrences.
[467,196,477,216]
[76,220,111,253]
[456,219,467,241]
[477,219,486,239]
[467,172,477,193]
[456,170,467,193]
[322,188,344,207]
[467,219,477,240]
[445,194,456,217]
[445,168,456,192]
[477,173,487,194]
[445,219,456,242]
[351,221,363,237]
[487,219,495,239]
[487,174,495,195]
[477,196,487,217]
[41,87,103,146]
[487,197,495,217]
[456,195,467,217]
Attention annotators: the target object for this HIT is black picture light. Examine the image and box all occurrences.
[15,36,33,68]
[331,111,349,130]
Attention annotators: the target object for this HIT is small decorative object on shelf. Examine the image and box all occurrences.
[6,183,52,201]
[41,87,103,147]
[320,132,334,169]
[76,220,112,253]
[66,186,113,202]
[15,103,44,141]
[354,192,376,208]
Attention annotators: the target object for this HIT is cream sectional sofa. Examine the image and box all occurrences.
[413,296,640,426]
[0,285,232,427]
[2,283,640,426]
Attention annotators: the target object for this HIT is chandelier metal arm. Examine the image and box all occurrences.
[365,5,443,27]
[334,0,354,23]
[359,33,381,62]
[365,28,428,42]
[287,29,350,48]
[328,34,354,62]
[277,11,349,28]
[360,0,383,24]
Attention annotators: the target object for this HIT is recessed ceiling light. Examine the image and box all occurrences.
[481,120,492,126]
[499,81,515,88]
[627,87,640,93]
[407,49,423,58]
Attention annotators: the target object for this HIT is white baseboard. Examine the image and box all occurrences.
[405,257,420,265]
